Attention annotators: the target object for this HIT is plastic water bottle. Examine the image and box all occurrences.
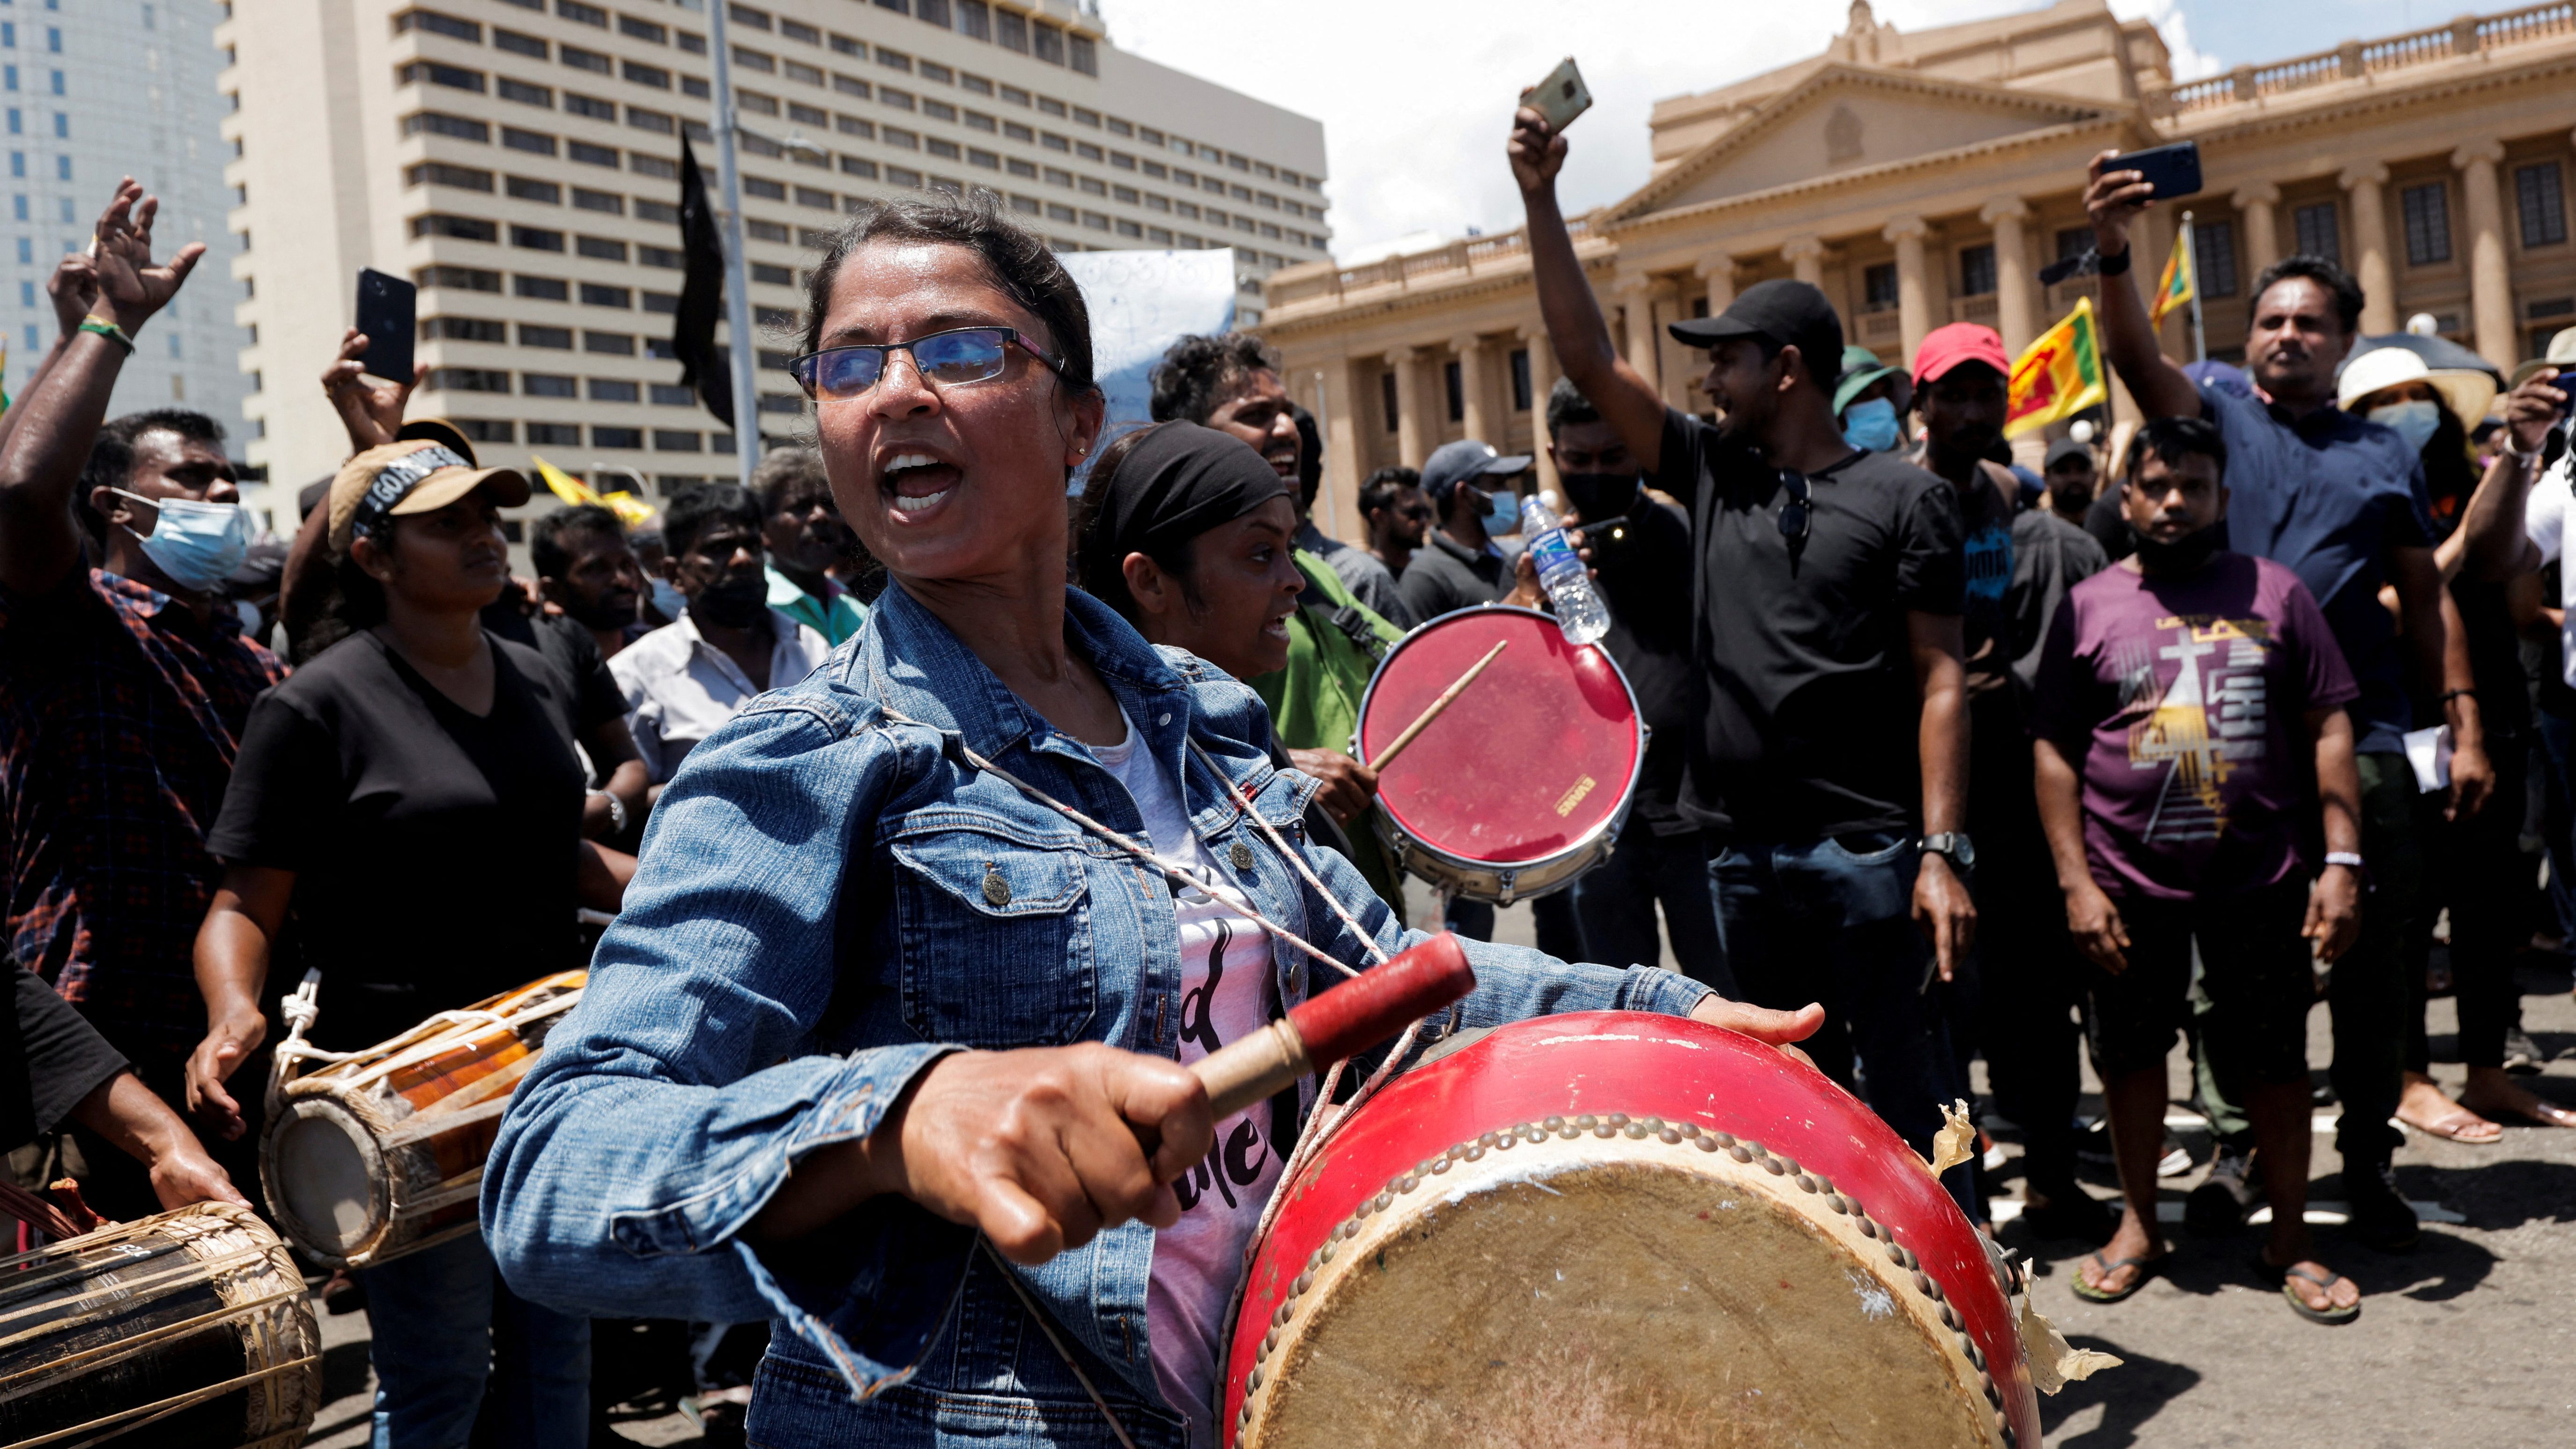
[1521,491,1610,645]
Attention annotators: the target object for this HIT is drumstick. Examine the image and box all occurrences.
[1367,640,1508,772]
[1194,933,1476,1119]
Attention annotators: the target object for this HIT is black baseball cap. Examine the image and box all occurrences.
[1668,279,1845,388]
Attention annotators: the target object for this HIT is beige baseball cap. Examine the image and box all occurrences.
[2511,325,2576,388]
[328,439,530,555]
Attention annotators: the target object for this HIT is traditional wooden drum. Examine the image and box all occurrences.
[1224,1011,2040,1449]
[0,1202,322,1448]
[261,970,585,1270]
[1355,606,1643,905]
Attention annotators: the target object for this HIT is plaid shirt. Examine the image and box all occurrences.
[0,569,285,1054]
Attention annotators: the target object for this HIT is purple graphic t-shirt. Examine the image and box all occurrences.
[2029,551,2358,900]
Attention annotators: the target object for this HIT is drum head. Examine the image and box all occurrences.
[1358,609,1641,868]
[266,1100,387,1259]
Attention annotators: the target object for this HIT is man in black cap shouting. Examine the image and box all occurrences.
[1511,105,1980,1216]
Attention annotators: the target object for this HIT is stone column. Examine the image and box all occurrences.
[1317,357,1364,542]
[1781,234,1827,288]
[1450,332,1492,445]
[1385,346,1425,466]
[1616,276,1662,392]
[1884,216,1932,365]
[2231,181,2281,277]
[1697,251,1738,319]
[1981,197,2036,355]
[2453,139,2517,370]
[1521,322,1561,496]
[2339,161,2397,335]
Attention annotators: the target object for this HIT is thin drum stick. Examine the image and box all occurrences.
[1367,639,1507,772]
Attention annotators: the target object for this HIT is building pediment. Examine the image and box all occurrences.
[1618,65,2115,221]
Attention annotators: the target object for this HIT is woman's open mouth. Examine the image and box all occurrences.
[884,452,962,515]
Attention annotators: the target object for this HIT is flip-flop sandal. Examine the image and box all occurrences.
[2069,1250,2163,1304]
[2398,1108,2504,1143]
[2269,1261,2361,1325]
[2460,1097,2576,1129]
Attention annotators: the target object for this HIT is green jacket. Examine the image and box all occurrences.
[1252,551,1410,914]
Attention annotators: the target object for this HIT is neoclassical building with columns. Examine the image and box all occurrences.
[1265,0,2576,541]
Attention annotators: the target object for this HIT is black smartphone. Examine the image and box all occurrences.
[353,268,416,385]
[2112,141,2202,203]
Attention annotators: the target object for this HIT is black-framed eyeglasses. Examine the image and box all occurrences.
[1777,469,1813,543]
[791,326,1065,401]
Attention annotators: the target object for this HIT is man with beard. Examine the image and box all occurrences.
[1359,467,1431,582]
[531,503,646,660]
[1911,323,2111,1237]
[753,446,868,645]
[2044,436,2102,528]
[610,483,831,788]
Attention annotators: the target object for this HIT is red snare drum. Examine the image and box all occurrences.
[1355,607,1641,903]
[1224,1012,2038,1449]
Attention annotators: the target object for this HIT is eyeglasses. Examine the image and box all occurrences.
[791,326,1065,401]
[1777,469,1813,543]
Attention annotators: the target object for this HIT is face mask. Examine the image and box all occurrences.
[648,578,686,622]
[1842,398,1902,453]
[1479,486,1522,536]
[1558,472,1643,521]
[2369,399,2442,455]
[690,571,771,630]
[109,488,252,594]
[2128,519,2229,574]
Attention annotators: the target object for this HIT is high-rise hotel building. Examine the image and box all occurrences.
[218,0,1328,532]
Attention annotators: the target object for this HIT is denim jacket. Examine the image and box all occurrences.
[484,584,1712,1449]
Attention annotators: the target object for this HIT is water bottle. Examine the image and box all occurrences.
[1521,490,1611,645]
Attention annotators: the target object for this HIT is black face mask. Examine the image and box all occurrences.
[561,590,638,632]
[2128,519,2228,574]
[1559,472,1642,521]
[690,570,771,629]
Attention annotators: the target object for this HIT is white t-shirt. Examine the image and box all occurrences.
[2523,443,2576,686]
[1088,710,1286,1446]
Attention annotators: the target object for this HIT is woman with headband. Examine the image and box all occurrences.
[485,196,1819,1449]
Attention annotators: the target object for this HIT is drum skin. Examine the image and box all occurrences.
[1223,1012,2038,1449]
[1356,607,1641,902]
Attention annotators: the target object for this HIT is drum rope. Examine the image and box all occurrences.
[0,1280,310,1379]
[16,1354,321,1449]
[977,1238,1142,1449]
[264,971,579,1109]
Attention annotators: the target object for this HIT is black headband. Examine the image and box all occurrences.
[1078,422,1288,595]
[349,445,475,543]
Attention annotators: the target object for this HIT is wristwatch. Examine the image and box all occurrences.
[1920,832,1976,869]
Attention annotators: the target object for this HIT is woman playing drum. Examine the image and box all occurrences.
[485,196,1819,1449]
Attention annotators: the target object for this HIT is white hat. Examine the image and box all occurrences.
[2512,325,2576,387]
[2336,346,2496,429]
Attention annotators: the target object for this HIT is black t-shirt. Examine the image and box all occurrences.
[5,960,129,1148]
[486,609,626,749]
[1397,530,1519,621]
[1654,408,1967,841]
[1581,488,1696,835]
[208,631,591,1050]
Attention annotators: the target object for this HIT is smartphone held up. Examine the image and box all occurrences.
[1524,56,1592,133]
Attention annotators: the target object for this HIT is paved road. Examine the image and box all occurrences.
[300,895,2576,1446]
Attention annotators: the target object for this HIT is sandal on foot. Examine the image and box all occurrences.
[2262,1259,2360,1325]
[2069,1250,2163,1304]
[2398,1107,2504,1143]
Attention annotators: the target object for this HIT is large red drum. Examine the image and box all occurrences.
[1224,1012,2039,1449]
[1355,606,1642,903]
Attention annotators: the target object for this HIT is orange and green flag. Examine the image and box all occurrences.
[2149,222,2196,329]
[2005,296,2107,438]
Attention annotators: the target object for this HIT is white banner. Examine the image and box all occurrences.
[1059,248,1238,491]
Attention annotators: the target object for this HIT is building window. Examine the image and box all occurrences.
[513,275,570,300]
[959,0,991,41]
[422,316,507,342]
[1380,370,1398,433]
[519,324,573,349]
[1442,359,1463,423]
[502,127,556,156]
[580,282,631,308]
[1069,35,1096,76]
[413,213,499,242]
[2293,201,2339,263]
[2054,227,2091,263]
[528,423,580,445]
[590,379,641,402]
[1863,262,1898,311]
[576,236,626,261]
[2400,182,2451,266]
[506,176,561,203]
[1510,349,1532,411]
[457,419,516,443]
[511,224,566,252]
[418,265,503,292]
[2192,217,2238,298]
[496,29,548,59]
[427,368,512,393]
[1959,243,1996,297]
[2517,162,2568,249]
[654,429,703,452]
[523,373,579,398]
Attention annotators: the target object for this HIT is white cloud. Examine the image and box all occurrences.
[1099,0,2225,261]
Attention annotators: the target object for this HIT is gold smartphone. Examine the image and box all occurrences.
[1526,56,1592,131]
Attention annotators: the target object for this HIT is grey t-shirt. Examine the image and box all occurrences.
[1295,521,1415,629]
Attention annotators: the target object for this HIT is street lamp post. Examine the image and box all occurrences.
[706,0,762,484]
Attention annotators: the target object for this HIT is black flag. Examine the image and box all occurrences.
[672,136,733,428]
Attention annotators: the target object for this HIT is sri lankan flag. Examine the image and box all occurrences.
[2148,222,2196,329]
[2005,297,2107,438]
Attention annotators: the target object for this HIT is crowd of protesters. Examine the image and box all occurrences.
[4,85,2576,1444]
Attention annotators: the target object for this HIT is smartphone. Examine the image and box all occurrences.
[2112,140,2202,202]
[1526,56,1592,132]
[353,268,416,386]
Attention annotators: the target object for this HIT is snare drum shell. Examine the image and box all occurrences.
[1223,1012,2039,1448]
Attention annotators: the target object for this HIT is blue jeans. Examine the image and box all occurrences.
[1709,832,1981,1219]
[1570,822,1732,993]
[356,1232,591,1449]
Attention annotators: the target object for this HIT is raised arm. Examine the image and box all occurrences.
[2080,150,2200,421]
[0,180,202,596]
[0,254,102,461]
[2447,366,2564,582]
[1510,108,1665,471]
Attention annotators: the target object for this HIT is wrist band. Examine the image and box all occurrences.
[77,315,134,352]
[589,789,629,837]
[2324,852,2365,870]
[2506,435,2544,462]
[2097,245,2132,276]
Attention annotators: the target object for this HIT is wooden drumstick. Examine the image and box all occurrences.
[1366,640,1508,773]
[1194,933,1477,1119]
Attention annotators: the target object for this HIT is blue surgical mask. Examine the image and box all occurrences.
[109,488,252,594]
[1843,397,1902,453]
[1480,486,1522,536]
[2369,399,2442,455]
[649,577,687,622]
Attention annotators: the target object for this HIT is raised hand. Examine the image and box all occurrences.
[2083,149,2156,255]
[45,253,98,341]
[88,178,205,331]
[1507,106,1568,197]
[2504,366,2565,457]
[322,327,422,453]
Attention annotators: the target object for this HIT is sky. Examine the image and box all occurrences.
[1098,0,2457,262]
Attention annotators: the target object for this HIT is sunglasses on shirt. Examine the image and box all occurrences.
[791,326,1066,401]
[1777,469,1813,543]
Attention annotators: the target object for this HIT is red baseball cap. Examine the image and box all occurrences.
[1912,323,2011,390]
